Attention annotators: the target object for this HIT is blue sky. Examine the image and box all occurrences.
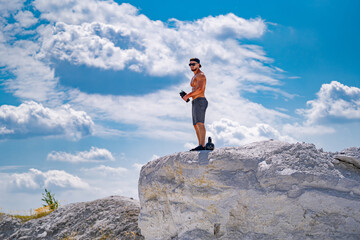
[0,0,359,212]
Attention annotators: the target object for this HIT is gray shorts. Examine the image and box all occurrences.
[192,97,208,125]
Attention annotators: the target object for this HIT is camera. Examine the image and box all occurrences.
[180,90,190,102]
[205,137,215,150]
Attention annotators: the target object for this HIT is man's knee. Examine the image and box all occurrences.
[195,122,205,127]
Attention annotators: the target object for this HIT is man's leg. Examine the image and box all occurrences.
[193,124,201,146]
[196,122,206,147]
[190,98,207,151]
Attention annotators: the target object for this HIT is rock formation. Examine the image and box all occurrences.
[138,140,360,240]
[0,196,144,240]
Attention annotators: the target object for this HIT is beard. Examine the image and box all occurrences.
[191,67,198,72]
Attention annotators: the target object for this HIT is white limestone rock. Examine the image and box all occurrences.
[0,196,144,240]
[334,147,360,169]
[138,140,360,240]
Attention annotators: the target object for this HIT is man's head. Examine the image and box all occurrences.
[189,58,201,71]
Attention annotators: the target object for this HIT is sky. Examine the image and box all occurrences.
[0,0,359,212]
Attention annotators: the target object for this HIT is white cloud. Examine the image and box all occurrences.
[67,88,194,140]
[0,126,14,134]
[0,2,61,104]
[0,41,64,103]
[80,165,128,176]
[67,80,289,143]
[0,164,136,211]
[0,101,94,140]
[298,81,360,124]
[14,10,38,28]
[47,147,115,163]
[9,168,89,190]
[33,0,139,25]
[35,4,270,77]
[38,22,140,71]
[150,155,160,161]
[207,118,295,147]
[0,165,25,171]
[184,142,197,150]
[132,163,144,171]
[76,164,139,202]
[281,81,358,144]
[1,0,294,142]
[242,85,298,99]
[282,123,335,137]
[131,155,156,171]
[177,13,266,39]
[11,170,39,189]
[31,0,291,141]
[0,0,25,18]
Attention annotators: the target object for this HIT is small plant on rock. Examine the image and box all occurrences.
[41,188,59,210]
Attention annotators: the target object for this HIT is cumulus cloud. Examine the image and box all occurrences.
[0,2,62,104]
[297,81,360,124]
[0,42,64,103]
[14,10,38,28]
[207,118,295,146]
[0,101,94,140]
[38,22,140,71]
[32,0,291,141]
[33,0,139,25]
[35,3,270,77]
[281,81,358,141]
[47,147,115,163]
[0,0,25,18]
[9,168,89,189]
[1,0,293,142]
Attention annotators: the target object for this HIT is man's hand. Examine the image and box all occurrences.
[182,95,190,102]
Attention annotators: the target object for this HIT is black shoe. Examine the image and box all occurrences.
[190,145,205,151]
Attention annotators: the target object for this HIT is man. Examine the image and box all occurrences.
[182,58,208,151]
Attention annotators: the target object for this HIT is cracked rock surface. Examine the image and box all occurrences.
[0,196,144,240]
[334,147,360,169]
[138,140,360,240]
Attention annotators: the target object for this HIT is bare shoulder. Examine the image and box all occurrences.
[197,72,206,80]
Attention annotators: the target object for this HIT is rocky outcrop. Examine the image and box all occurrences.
[0,196,144,240]
[334,147,360,169]
[138,140,360,240]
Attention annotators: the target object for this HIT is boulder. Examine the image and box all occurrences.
[334,147,360,169]
[138,140,360,240]
[0,196,144,240]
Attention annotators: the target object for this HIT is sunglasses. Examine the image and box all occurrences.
[189,63,197,66]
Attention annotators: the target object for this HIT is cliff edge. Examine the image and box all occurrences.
[138,140,360,240]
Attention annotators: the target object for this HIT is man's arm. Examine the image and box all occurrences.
[182,75,206,101]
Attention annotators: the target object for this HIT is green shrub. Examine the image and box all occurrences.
[42,188,59,210]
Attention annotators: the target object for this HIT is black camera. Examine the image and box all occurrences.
[180,90,190,102]
[205,137,215,150]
